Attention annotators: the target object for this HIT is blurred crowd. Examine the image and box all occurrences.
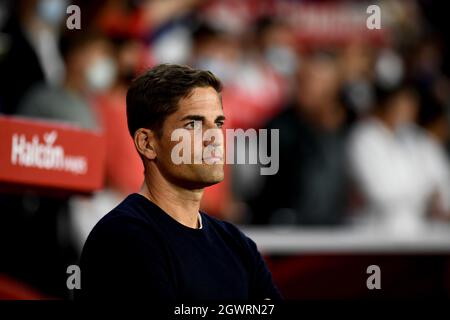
[1,0,450,298]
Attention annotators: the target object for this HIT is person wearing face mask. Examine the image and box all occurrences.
[347,84,443,235]
[16,32,117,129]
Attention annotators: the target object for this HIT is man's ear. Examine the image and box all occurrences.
[134,128,157,160]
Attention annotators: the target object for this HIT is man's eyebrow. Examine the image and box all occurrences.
[179,115,226,122]
[179,115,205,122]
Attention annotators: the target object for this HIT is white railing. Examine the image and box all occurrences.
[241,224,450,254]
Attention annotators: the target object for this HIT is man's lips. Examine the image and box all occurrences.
[203,151,223,163]
[202,156,223,163]
[202,148,223,163]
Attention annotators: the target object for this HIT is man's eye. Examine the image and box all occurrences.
[216,122,224,128]
[185,121,195,129]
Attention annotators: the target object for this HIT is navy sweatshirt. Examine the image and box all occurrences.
[78,193,282,301]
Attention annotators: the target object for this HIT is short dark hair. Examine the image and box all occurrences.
[59,31,107,63]
[374,83,417,111]
[126,64,223,138]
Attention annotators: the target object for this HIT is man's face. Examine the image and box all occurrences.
[389,91,418,127]
[154,86,225,189]
[297,59,340,113]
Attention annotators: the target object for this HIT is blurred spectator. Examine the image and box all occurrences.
[347,84,450,234]
[418,95,450,221]
[0,0,66,115]
[256,16,299,94]
[16,32,115,129]
[250,52,349,225]
[340,41,376,118]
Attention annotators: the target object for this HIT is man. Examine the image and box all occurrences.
[251,53,348,225]
[347,84,442,234]
[78,64,282,300]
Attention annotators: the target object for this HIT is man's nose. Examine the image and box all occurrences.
[202,128,223,148]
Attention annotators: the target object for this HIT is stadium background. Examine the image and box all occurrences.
[1,0,450,299]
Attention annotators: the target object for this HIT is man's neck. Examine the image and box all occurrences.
[139,167,204,229]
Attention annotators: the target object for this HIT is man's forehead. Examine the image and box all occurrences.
[180,88,221,106]
[176,88,223,115]
[182,97,220,106]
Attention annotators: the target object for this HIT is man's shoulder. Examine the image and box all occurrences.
[83,194,159,248]
[201,214,257,251]
[202,213,241,234]
[94,194,144,225]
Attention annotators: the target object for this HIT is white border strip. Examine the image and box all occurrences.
[241,225,450,254]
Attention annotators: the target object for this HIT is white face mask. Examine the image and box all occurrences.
[265,45,298,76]
[375,49,404,89]
[196,57,236,84]
[37,0,68,26]
[85,58,117,92]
